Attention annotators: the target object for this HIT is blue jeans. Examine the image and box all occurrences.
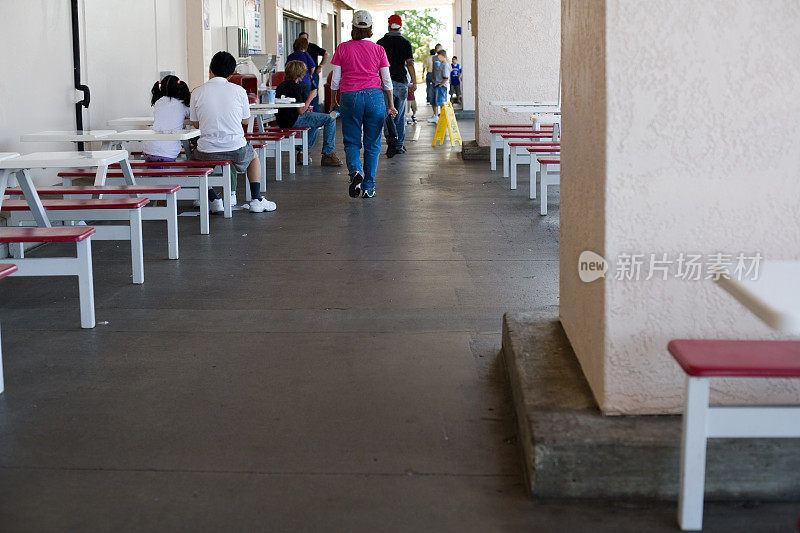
[425,73,434,105]
[293,111,336,155]
[311,72,320,112]
[340,88,385,189]
[383,81,408,148]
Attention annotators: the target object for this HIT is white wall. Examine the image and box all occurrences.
[0,1,189,184]
[473,0,560,145]
[452,0,474,111]
[560,0,800,415]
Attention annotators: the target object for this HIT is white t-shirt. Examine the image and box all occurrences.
[189,77,251,153]
[142,97,190,159]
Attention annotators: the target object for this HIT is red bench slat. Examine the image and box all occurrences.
[265,127,309,131]
[118,160,231,167]
[537,157,561,164]
[525,147,561,152]
[6,185,180,195]
[59,168,213,178]
[509,141,560,147]
[490,123,554,128]
[500,132,556,138]
[0,227,96,243]
[1,199,149,211]
[668,339,800,378]
[0,264,18,279]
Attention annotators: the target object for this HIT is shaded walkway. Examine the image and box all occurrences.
[0,121,794,531]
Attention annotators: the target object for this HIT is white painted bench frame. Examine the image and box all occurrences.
[65,174,212,235]
[3,237,95,328]
[533,160,560,215]
[678,375,800,530]
[9,205,146,284]
[502,129,559,179]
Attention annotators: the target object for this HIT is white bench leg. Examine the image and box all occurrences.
[129,208,144,284]
[287,138,296,174]
[77,238,96,329]
[302,131,309,165]
[490,133,498,171]
[678,376,710,531]
[502,141,510,178]
[510,149,518,190]
[540,163,548,215]
[222,167,232,219]
[166,193,179,260]
[199,173,210,235]
[529,155,537,200]
[275,144,282,181]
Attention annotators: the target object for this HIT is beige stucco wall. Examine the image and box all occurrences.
[560,0,800,414]
[474,0,560,146]
[559,0,607,408]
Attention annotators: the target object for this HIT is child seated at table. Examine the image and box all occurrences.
[190,51,275,213]
[142,74,190,163]
[275,60,342,167]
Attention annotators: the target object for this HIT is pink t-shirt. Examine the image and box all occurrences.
[331,39,390,93]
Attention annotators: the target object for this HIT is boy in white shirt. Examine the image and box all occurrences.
[190,51,275,213]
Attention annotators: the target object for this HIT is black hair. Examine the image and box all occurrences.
[299,31,308,38]
[210,51,237,78]
[151,74,190,107]
[452,56,458,60]
[430,49,435,55]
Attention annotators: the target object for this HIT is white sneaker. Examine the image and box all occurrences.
[193,199,202,208]
[427,116,438,123]
[210,198,224,213]
[248,197,277,213]
[230,191,237,206]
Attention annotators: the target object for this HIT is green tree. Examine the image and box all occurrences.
[394,9,444,65]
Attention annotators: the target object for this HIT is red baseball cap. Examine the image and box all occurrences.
[388,14,402,29]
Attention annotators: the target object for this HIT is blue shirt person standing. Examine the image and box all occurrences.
[449,56,463,106]
[287,37,317,104]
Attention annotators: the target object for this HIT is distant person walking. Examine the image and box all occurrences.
[286,37,317,105]
[377,14,417,158]
[422,43,442,106]
[331,10,398,199]
[298,31,328,112]
[450,56,462,106]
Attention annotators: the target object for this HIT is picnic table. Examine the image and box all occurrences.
[100,129,201,155]
[0,150,133,226]
[20,130,117,143]
[716,260,800,334]
[249,103,299,133]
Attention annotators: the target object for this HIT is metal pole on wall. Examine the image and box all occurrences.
[71,0,90,150]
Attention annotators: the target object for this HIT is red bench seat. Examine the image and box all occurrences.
[0,264,18,279]
[537,157,561,165]
[524,146,561,152]
[490,123,554,128]
[6,185,180,196]
[500,132,556,139]
[668,339,800,378]
[60,168,213,179]
[0,227,95,243]
[1,199,149,211]
[126,160,231,167]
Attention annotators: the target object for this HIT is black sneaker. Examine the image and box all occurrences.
[348,171,364,198]
[362,187,376,198]
[397,146,407,154]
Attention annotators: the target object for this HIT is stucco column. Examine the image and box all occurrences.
[560,0,800,415]
[472,0,560,146]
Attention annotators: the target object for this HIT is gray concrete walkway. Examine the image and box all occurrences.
[0,119,796,532]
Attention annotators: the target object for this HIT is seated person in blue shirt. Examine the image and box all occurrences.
[275,60,342,167]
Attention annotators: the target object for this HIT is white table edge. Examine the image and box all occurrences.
[715,275,800,333]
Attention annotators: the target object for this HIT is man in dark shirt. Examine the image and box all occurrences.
[298,31,328,112]
[275,60,342,167]
[376,14,417,157]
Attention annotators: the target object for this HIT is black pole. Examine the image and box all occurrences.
[71,0,90,150]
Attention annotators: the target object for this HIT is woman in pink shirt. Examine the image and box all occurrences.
[331,10,398,199]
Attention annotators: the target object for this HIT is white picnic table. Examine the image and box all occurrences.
[100,129,201,154]
[20,130,117,143]
[107,117,194,129]
[249,103,298,133]
[0,150,134,226]
[716,261,800,334]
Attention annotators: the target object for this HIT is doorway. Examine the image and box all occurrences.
[283,16,304,64]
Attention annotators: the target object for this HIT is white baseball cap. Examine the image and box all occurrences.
[352,10,373,28]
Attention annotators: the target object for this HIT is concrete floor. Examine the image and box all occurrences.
[0,118,797,532]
